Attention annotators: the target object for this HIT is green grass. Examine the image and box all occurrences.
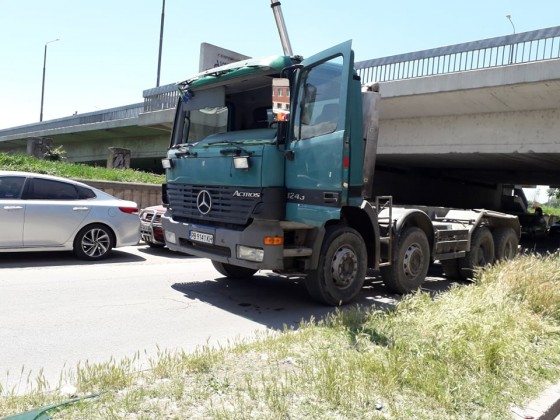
[1,254,560,419]
[541,206,560,217]
[0,153,164,184]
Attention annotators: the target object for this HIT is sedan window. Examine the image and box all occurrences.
[26,178,80,200]
[77,185,96,199]
[0,176,26,199]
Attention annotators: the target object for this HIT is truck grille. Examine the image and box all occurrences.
[167,184,261,226]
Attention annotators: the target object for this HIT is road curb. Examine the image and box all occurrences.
[512,381,560,419]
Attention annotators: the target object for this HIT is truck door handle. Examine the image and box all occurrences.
[323,192,339,204]
[3,205,23,210]
[73,207,89,211]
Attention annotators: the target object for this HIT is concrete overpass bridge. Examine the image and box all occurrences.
[1,26,559,210]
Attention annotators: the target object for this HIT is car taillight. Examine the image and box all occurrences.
[119,207,139,214]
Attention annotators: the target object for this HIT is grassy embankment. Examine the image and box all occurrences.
[541,206,560,218]
[0,153,164,184]
[1,254,559,419]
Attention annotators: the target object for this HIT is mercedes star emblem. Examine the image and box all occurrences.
[197,190,212,215]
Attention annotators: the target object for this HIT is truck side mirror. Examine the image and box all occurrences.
[272,78,291,122]
[272,78,291,145]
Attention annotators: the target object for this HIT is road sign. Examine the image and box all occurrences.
[199,43,250,72]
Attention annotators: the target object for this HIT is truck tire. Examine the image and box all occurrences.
[305,226,367,306]
[441,259,461,280]
[212,261,257,279]
[457,226,494,280]
[380,227,430,294]
[493,227,519,261]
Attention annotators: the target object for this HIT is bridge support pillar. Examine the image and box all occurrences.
[27,137,53,159]
[107,147,131,169]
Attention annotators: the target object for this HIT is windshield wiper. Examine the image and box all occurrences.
[219,147,254,156]
[207,140,244,146]
[176,150,198,158]
[171,144,198,157]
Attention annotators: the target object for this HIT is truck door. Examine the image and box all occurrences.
[285,41,354,225]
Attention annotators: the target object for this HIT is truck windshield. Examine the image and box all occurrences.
[171,102,276,147]
[172,104,229,146]
[171,71,279,148]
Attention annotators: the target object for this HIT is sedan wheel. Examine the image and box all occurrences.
[74,224,114,260]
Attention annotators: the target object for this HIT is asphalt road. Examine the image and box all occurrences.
[0,245,467,394]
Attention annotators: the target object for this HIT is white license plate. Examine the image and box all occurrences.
[189,230,214,244]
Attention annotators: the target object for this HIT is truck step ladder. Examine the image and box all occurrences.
[376,196,394,267]
[283,246,313,257]
[280,221,315,257]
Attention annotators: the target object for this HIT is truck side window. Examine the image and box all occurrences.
[294,55,343,140]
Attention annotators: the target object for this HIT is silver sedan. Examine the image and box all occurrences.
[0,171,140,260]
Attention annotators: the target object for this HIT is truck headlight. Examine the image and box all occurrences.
[233,156,250,170]
[162,158,173,169]
[237,245,264,262]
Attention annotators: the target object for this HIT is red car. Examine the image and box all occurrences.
[139,205,166,247]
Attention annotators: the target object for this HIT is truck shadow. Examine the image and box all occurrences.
[136,245,196,259]
[171,264,460,331]
[520,234,560,255]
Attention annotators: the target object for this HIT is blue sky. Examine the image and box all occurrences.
[0,0,558,129]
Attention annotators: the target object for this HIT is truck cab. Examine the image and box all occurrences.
[161,42,370,265]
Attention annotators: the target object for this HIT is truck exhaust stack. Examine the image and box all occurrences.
[270,0,293,56]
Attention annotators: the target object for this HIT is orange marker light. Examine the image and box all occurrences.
[276,112,290,122]
[264,236,284,246]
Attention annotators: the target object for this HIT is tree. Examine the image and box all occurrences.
[546,188,560,208]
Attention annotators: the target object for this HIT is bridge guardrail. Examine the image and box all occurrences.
[143,84,179,113]
[356,26,560,84]
[0,103,144,138]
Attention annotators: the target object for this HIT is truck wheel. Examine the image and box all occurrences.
[458,226,494,280]
[305,226,367,306]
[211,261,257,279]
[381,227,430,294]
[441,259,461,280]
[493,228,519,261]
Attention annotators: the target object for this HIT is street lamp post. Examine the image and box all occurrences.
[506,15,516,34]
[40,38,60,122]
[156,0,165,87]
[506,15,516,64]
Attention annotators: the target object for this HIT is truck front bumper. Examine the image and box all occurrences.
[161,216,285,270]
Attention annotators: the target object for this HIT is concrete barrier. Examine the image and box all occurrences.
[76,179,162,209]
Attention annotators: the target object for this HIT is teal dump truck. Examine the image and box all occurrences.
[159,37,520,305]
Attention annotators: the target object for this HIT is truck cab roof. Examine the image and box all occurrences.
[178,55,297,91]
